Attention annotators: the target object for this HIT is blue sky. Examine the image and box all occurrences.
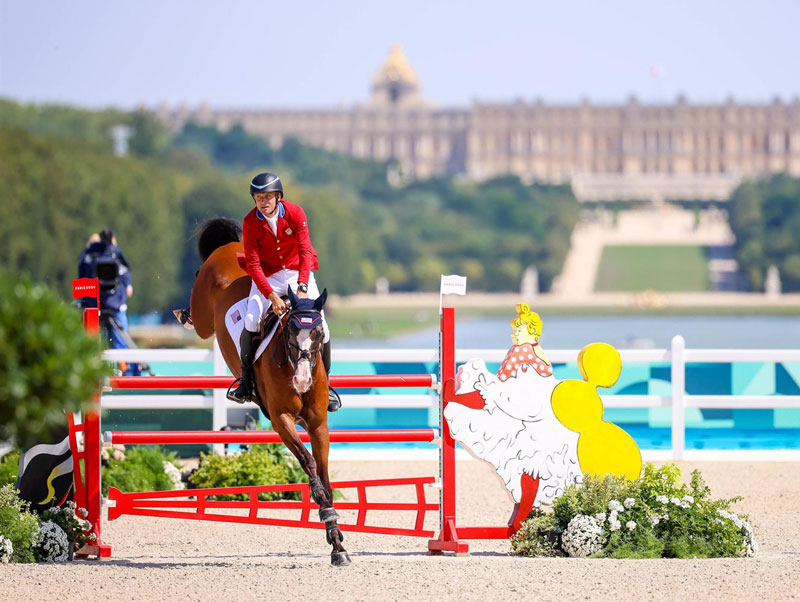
[1,0,798,109]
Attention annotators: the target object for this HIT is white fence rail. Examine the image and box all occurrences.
[103,336,800,459]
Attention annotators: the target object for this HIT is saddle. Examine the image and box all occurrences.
[259,298,288,339]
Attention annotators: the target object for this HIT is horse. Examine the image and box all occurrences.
[188,217,350,566]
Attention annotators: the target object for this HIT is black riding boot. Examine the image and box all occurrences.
[322,340,342,412]
[227,329,257,404]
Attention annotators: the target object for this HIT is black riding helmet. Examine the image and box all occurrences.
[250,172,283,198]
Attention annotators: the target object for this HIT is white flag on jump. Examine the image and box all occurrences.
[439,274,467,313]
[440,274,467,296]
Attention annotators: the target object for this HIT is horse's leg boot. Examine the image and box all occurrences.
[227,329,257,404]
[323,340,342,412]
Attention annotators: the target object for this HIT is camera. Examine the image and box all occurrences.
[94,257,122,294]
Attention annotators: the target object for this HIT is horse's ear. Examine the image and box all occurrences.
[286,285,298,308]
[313,288,328,311]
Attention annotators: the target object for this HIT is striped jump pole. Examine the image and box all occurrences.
[108,374,437,390]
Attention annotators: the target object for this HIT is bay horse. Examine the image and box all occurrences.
[189,217,350,566]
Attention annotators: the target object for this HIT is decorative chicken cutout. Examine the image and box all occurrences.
[444,304,642,512]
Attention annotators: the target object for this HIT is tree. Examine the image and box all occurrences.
[128,110,169,157]
[728,176,800,292]
[0,273,110,446]
[0,126,185,311]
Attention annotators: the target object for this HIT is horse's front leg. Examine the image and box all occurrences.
[306,417,350,566]
[272,413,350,566]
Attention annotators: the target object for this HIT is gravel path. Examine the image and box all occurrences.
[1,460,798,602]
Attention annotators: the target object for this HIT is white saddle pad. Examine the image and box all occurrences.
[224,298,280,362]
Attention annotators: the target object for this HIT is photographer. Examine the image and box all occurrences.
[78,229,140,376]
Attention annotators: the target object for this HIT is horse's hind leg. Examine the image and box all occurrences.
[307,421,350,566]
[272,413,350,566]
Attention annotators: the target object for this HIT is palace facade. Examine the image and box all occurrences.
[154,46,800,201]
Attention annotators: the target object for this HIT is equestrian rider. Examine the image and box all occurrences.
[227,172,342,412]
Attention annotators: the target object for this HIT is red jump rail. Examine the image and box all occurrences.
[109,374,437,390]
[106,428,438,445]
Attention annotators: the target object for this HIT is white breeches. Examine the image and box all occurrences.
[245,270,330,343]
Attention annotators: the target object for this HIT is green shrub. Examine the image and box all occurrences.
[0,451,20,487]
[514,463,756,559]
[189,444,305,501]
[102,446,182,495]
[0,272,111,445]
[0,484,40,563]
[510,509,562,557]
[552,472,637,529]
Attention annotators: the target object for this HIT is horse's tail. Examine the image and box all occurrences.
[196,217,242,262]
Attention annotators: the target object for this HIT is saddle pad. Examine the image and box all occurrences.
[224,298,280,362]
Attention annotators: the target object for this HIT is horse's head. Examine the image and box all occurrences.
[284,287,328,394]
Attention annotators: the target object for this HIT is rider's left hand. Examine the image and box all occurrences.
[297,290,308,299]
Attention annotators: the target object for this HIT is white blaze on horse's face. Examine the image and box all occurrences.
[292,329,314,394]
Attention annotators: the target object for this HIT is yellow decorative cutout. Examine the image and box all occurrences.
[510,303,541,345]
[508,303,550,366]
[551,342,642,480]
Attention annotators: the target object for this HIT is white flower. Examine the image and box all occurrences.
[682,495,694,504]
[0,536,12,564]
[662,513,670,521]
[623,498,635,509]
[670,497,681,505]
[608,500,624,512]
[649,515,660,527]
[561,515,607,558]
[609,520,622,532]
[655,495,668,504]
[741,520,758,557]
[717,509,758,557]
[162,461,185,490]
[609,510,618,523]
[595,512,606,522]
[626,521,637,531]
[36,521,69,562]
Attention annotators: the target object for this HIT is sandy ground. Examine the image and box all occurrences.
[1,460,798,602]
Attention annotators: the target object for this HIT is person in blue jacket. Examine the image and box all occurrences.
[78,229,140,376]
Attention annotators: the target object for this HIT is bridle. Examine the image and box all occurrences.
[273,307,324,372]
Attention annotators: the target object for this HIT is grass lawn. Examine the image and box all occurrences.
[326,306,440,340]
[594,245,710,292]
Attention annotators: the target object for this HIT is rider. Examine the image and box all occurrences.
[226,172,341,412]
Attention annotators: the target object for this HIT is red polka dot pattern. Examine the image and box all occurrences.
[497,343,552,381]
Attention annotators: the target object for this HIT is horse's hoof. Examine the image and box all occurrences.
[319,507,340,523]
[330,551,351,566]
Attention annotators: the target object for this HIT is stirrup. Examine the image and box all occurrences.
[226,378,252,404]
[327,387,342,413]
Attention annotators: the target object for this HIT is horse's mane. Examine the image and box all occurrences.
[196,217,242,262]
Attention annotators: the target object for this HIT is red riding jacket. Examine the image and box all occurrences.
[242,200,319,297]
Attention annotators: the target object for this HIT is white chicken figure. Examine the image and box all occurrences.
[443,304,582,507]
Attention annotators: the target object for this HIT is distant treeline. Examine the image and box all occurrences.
[729,175,800,292]
[0,99,579,313]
